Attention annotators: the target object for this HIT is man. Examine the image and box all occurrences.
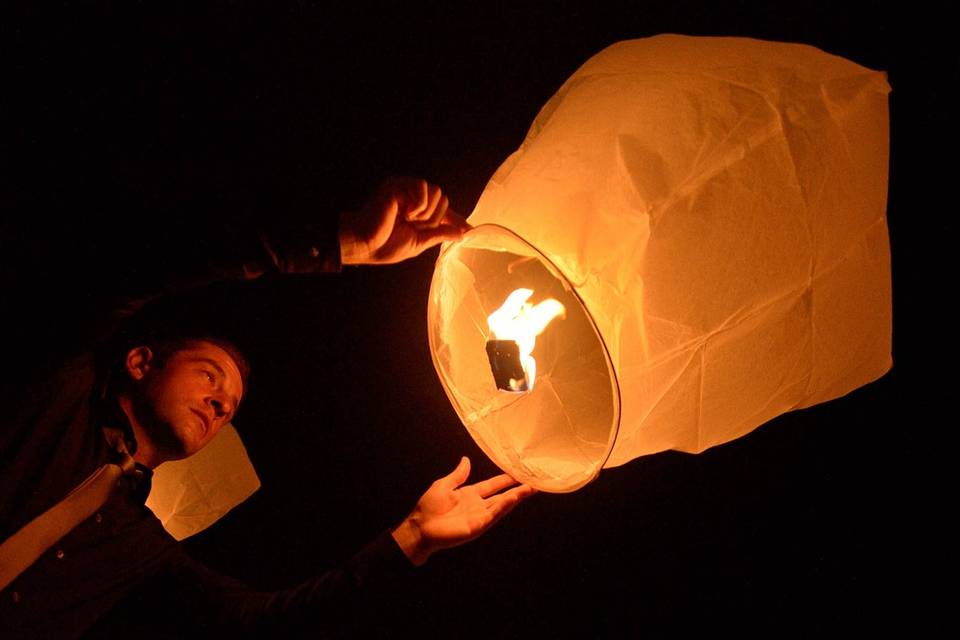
[0,177,537,637]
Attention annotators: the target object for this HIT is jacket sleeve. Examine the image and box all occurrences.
[4,214,349,387]
[73,216,346,361]
[149,529,414,636]
[114,216,344,309]
[188,217,344,283]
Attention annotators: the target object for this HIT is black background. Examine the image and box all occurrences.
[3,1,953,637]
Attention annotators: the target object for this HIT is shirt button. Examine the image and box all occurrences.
[95,513,103,524]
[55,549,65,560]
[11,591,20,604]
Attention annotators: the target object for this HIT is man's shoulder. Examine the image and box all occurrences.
[1,352,97,420]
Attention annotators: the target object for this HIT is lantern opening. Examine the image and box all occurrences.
[429,224,621,493]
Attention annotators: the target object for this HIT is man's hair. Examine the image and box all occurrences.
[101,289,252,396]
[104,328,252,394]
[143,335,252,389]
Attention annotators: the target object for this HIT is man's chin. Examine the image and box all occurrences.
[157,427,204,461]
[157,442,192,462]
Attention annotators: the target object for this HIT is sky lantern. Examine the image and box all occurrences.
[427,35,892,493]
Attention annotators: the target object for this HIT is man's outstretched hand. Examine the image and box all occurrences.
[339,177,472,265]
[391,457,537,566]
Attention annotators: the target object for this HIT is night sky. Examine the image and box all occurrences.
[3,2,951,637]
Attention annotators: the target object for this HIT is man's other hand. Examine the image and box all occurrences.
[339,177,472,265]
[391,457,537,566]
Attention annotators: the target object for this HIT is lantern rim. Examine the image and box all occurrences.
[428,223,622,492]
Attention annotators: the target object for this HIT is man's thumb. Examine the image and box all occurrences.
[417,223,465,252]
[440,456,471,489]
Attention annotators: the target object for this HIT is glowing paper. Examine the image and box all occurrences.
[146,423,260,540]
[428,35,891,492]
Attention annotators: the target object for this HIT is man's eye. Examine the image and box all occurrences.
[203,371,215,383]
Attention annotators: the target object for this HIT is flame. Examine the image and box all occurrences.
[487,288,565,391]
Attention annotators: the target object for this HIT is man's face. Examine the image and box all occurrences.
[132,341,244,461]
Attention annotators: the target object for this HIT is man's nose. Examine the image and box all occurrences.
[208,397,230,418]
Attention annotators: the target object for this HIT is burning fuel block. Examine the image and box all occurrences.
[486,340,529,392]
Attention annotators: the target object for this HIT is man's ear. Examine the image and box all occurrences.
[125,346,155,381]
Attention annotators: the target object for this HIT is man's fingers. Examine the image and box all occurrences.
[472,473,518,498]
[400,178,430,221]
[419,194,447,228]
[418,207,471,231]
[484,483,536,522]
[502,483,537,503]
[414,223,466,251]
[443,209,473,233]
[422,184,445,222]
[404,180,440,221]
[377,196,401,241]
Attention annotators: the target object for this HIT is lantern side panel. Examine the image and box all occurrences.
[464,35,891,470]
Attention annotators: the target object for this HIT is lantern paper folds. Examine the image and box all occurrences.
[428,35,892,492]
[146,423,260,540]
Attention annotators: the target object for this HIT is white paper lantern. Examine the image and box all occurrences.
[428,35,892,492]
